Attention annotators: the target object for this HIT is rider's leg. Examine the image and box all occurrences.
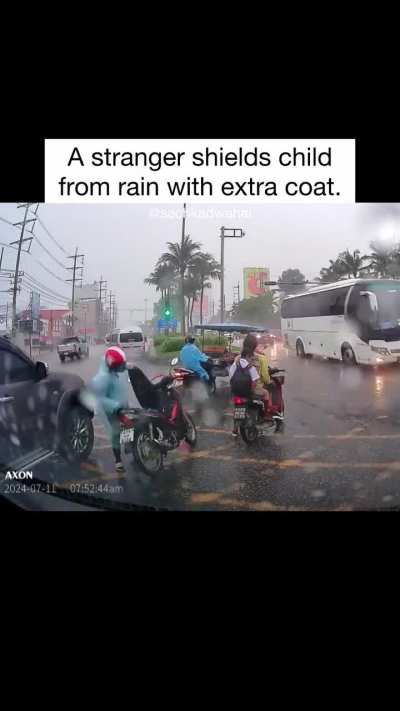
[110,415,125,472]
[253,382,270,415]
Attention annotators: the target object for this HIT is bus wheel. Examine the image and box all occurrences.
[296,340,306,359]
[342,344,356,365]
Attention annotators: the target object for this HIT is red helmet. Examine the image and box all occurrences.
[105,346,127,371]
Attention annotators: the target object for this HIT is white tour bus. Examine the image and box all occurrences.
[105,326,145,354]
[281,279,400,366]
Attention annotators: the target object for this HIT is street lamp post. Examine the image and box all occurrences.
[220,227,245,321]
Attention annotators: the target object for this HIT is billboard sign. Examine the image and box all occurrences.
[243,268,270,300]
[191,295,209,319]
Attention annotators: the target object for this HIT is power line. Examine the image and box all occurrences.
[33,233,68,270]
[32,212,69,256]
[21,282,68,303]
[20,284,68,307]
[22,279,69,305]
[0,239,68,284]
[3,211,69,270]
[24,272,69,300]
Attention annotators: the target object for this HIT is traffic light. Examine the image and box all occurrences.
[163,303,173,320]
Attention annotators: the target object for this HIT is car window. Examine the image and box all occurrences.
[120,332,143,343]
[111,333,118,344]
[0,348,35,385]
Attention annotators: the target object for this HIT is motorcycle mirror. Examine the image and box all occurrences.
[171,357,179,366]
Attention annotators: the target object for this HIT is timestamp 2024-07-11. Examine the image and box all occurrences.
[1,482,125,495]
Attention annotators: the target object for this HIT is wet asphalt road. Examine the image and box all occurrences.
[17,344,400,510]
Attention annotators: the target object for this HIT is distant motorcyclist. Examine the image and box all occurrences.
[229,334,269,436]
[89,346,129,473]
[179,336,212,383]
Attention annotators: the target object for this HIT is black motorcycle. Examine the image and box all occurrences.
[118,367,197,475]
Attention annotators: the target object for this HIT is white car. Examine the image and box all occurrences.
[57,336,89,362]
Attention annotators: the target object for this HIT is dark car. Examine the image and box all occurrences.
[0,336,94,471]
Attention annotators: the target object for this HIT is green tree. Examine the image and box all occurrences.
[337,249,369,278]
[317,258,348,283]
[158,236,201,335]
[190,252,221,324]
[233,292,277,326]
[278,268,306,295]
[367,240,398,277]
[144,262,177,301]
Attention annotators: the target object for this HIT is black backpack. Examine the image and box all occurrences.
[230,360,253,398]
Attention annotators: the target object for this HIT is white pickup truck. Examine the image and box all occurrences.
[57,336,89,362]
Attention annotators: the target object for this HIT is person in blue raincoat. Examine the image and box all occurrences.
[89,346,129,472]
[179,336,211,381]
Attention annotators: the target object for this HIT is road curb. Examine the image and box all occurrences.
[143,351,175,366]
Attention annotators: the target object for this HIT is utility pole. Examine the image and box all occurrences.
[108,292,114,332]
[112,296,117,329]
[181,202,187,336]
[95,275,107,336]
[66,247,84,336]
[11,204,32,336]
[219,227,245,322]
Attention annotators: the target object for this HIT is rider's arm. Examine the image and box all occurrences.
[91,376,121,415]
[249,366,260,391]
[258,354,271,385]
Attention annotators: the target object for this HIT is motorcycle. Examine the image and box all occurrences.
[233,368,285,444]
[170,357,217,395]
[118,370,197,475]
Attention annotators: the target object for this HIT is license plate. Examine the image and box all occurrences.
[120,428,134,444]
[234,408,247,419]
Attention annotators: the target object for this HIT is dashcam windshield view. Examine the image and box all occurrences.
[2,202,400,511]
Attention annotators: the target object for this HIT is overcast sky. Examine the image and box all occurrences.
[1,203,399,322]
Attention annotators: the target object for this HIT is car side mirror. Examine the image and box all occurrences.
[35,360,48,380]
[360,291,378,312]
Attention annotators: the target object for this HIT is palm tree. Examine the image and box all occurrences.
[184,273,202,330]
[191,252,221,324]
[337,249,369,278]
[159,236,201,335]
[318,258,348,283]
[367,241,397,277]
[144,262,177,301]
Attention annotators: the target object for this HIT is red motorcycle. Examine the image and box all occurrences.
[170,357,216,395]
[233,368,285,444]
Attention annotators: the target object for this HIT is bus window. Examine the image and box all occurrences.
[329,287,348,315]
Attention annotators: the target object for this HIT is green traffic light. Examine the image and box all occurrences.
[165,309,171,317]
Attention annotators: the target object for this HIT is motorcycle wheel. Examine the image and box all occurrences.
[239,411,259,444]
[184,413,197,447]
[134,425,163,475]
[240,422,259,444]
